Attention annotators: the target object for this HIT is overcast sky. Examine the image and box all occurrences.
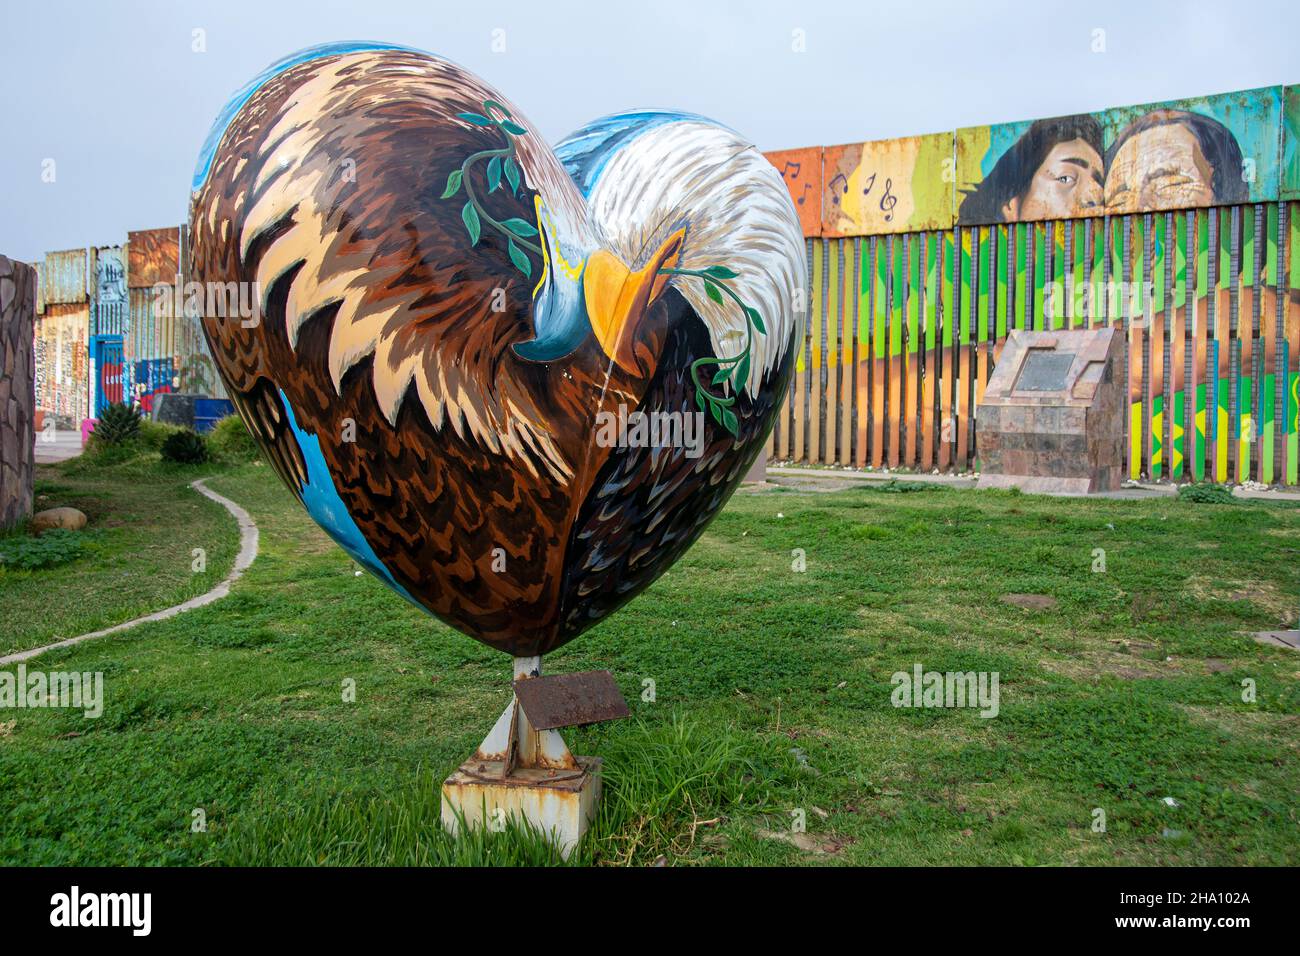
[2,0,1297,263]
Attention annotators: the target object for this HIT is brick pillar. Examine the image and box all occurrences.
[1,255,36,530]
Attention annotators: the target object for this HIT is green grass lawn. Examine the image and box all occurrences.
[1,456,1297,866]
[0,460,240,657]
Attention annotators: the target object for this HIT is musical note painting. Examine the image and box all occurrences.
[820,132,955,237]
[766,146,824,237]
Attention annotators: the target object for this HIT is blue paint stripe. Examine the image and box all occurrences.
[278,389,424,612]
[555,110,736,198]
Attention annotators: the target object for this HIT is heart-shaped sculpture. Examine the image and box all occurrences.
[190,42,805,656]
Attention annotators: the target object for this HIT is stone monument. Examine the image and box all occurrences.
[976,328,1123,495]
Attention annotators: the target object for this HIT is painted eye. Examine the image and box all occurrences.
[1055,173,1076,185]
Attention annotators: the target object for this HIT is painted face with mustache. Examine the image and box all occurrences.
[1105,122,1215,213]
[1103,108,1247,214]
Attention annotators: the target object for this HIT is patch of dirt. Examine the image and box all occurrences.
[1039,652,1171,682]
[1001,593,1058,611]
[1185,576,1296,624]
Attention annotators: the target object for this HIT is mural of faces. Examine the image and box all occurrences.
[960,108,1247,223]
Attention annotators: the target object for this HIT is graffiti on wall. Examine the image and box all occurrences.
[956,86,1281,225]
[132,357,175,413]
[36,304,90,425]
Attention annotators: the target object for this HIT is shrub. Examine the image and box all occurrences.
[1178,482,1236,505]
[92,402,142,445]
[207,414,259,463]
[161,428,210,464]
[139,418,183,450]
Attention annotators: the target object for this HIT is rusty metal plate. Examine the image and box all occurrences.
[513,671,629,730]
[127,228,180,288]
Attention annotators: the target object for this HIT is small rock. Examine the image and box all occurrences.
[31,507,87,534]
[1161,796,1180,808]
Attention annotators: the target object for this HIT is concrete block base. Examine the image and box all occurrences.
[976,473,1097,495]
[441,755,601,859]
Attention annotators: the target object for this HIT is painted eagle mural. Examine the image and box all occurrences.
[189,42,806,657]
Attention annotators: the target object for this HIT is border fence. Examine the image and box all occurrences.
[766,206,1299,485]
[31,226,225,429]
[763,82,1300,485]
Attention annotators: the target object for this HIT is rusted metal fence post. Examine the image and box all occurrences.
[1,255,37,530]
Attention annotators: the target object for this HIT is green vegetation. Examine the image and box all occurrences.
[206,415,258,464]
[90,402,142,445]
[161,429,210,465]
[0,529,93,571]
[1178,482,1237,505]
[1,457,1297,866]
[0,461,240,657]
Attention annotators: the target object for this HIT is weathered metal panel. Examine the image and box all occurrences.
[765,146,824,237]
[41,248,88,304]
[127,286,174,411]
[127,227,181,288]
[823,132,954,237]
[90,246,129,335]
[1283,86,1300,201]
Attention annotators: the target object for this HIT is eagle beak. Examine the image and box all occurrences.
[584,228,686,375]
